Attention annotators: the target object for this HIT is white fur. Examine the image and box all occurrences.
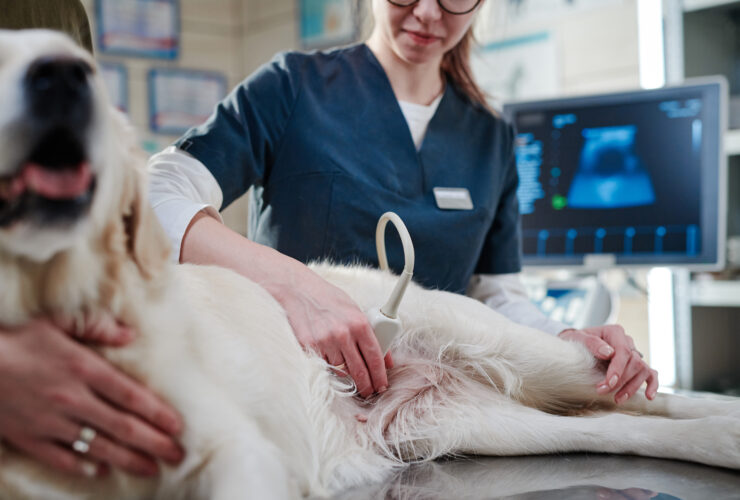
[0,30,738,500]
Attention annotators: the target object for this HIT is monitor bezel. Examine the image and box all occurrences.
[503,77,728,271]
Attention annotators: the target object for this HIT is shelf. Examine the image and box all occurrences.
[690,280,740,306]
[683,0,739,12]
[726,129,740,156]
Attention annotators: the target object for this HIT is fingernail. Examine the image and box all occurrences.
[140,462,160,477]
[597,384,610,393]
[598,345,614,357]
[378,386,387,394]
[609,375,619,388]
[81,461,98,478]
[616,393,628,404]
[162,414,182,435]
[170,445,186,464]
[97,463,110,477]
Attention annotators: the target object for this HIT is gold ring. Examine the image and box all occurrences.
[331,362,347,371]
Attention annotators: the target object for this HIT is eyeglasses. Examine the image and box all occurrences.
[387,0,482,16]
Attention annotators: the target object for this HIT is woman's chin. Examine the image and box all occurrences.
[395,43,443,65]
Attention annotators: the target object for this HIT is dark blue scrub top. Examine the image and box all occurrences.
[176,44,521,293]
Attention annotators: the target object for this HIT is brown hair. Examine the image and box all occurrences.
[441,27,494,114]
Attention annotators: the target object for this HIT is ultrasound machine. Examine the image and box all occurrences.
[504,79,727,328]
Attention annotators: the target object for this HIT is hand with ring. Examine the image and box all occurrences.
[267,260,393,398]
[330,362,348,377]
[0,318,185,477]
[558,324,659,404]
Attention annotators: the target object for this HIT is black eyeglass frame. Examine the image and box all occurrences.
[386,0,483,16]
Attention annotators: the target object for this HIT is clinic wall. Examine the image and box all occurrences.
[475,0,641,98]
[81,0,246,139]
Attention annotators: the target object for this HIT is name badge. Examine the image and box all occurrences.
[433,187,474,210]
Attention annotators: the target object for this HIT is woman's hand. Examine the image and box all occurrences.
[273,270,394,398]
[0,319,185,477]
[53,312,136,347]
[558,324,658,404]
[180,212,393,399]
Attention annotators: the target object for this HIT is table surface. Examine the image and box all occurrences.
[332,453,740,499]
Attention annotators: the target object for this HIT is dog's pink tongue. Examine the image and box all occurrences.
[21,162,92,199]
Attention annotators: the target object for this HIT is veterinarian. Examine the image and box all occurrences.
[148,0,658,405]
[0,0,186,479]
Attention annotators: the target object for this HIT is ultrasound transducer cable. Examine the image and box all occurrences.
[366,212,415,354]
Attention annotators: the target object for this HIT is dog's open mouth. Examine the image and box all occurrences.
[0,127,96,227]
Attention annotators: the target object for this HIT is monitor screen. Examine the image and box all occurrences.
[504,80,727,269]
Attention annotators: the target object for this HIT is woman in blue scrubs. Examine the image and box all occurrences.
[149,0,658,405]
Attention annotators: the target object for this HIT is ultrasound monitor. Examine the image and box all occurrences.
[504,79,727,269]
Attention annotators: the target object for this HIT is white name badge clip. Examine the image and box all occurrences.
[433,187,474,210]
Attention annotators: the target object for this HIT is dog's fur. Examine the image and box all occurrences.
[0,30,738,500]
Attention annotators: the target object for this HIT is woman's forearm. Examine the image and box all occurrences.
[180,211,304,299]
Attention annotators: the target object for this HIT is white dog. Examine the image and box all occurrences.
[0,30,738,500]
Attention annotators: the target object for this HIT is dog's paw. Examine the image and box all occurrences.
[693,416,740,470]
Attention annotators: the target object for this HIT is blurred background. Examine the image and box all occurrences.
[76,0,739,396]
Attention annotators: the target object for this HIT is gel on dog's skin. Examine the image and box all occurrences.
[0,30,738,500]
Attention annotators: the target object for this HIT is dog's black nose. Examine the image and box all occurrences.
[24,56,92,128]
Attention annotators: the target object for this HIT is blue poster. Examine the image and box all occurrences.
[99,62,129,113]
[299,0,357,49]
[148,68,227,135]
[96,0,180,59]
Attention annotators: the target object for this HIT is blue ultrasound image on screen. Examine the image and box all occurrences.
[510,93,707,264]
[568,126,656,209]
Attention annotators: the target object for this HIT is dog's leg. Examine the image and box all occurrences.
[618,391,740,419]
[167,403,299,500]
[400,288,740,421]
[395,288,609,412]
[451,399,740,470]
[196,428,298,500]
[149,370,302,500]
[376,383,737,469]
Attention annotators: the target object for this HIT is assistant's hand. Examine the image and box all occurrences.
[558,324,658,404]
[0,319,185,477]
[272,269,393,398]
[53,312,135,346]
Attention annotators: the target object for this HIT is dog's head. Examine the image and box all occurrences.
[0,30,169,280]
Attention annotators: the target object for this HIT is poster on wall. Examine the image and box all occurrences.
[471,32,560,106]
[299,0,357,49]
[96,0,179,59]
[148,68,227,135]
[99,62,129,113]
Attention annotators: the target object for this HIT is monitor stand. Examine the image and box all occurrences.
[522,271,620,329]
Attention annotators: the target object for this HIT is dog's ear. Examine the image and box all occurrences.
[123,166,171,279]
[116,118,171,279]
